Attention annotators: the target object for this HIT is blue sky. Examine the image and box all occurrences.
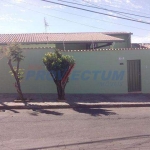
[0,0,150,43]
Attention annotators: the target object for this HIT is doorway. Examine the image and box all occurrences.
[127,60,141,92]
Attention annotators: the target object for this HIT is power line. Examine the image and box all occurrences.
[7,0,150,32]
[41,0,150,25]
[5,0,150,33]
[57,0,145,22]
[76,0,150,17]
[57,0,150,19]
[0,0,108,31]
[0,0,148,38]
[59,0,137,20]
[44,5,150,32]
[58,0,133,19]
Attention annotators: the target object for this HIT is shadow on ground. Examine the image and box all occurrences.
[0,102,20,113]
[29,108,63,116]
[72,108,117,116]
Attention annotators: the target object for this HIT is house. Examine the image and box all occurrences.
[0,32,132,50]
[132,43,150,49]
[0,32,149,94]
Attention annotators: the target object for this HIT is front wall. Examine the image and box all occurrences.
[0,48,150,94]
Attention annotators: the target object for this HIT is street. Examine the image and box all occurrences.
[0,107,150,150]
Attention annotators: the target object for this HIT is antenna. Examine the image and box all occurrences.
[44,17,49,33]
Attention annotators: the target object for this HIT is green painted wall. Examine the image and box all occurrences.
[108,34,131,48]
[0,48,150,94]
[56,43,87,50]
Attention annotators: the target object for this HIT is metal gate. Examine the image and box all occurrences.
[127,60,141,92]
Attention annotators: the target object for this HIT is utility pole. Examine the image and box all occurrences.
[44,17,49,33]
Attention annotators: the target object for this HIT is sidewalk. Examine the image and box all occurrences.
[1,93,150,109]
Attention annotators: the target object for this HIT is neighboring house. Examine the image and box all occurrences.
[132,43,150,49]
[0,32,132,50]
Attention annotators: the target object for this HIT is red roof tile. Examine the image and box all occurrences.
[0,32,123,44]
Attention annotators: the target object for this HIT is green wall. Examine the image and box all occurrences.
[0,48,150,94]
[109,34,131,48]
[56,43,87,50]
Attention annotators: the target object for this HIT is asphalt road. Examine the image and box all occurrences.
[0,107,150,150]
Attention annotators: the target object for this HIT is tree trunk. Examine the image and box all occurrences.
[15,81,24,101]
[56,81,65,101]
[8,59,25,101]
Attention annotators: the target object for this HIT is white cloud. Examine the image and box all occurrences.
[17,18,33,22]
[3,4,13,7]
[104,0,112,3]
[126,0,130,3]
[107,12,118,20]
[83,0,142,9]
[20,9,26,12]
[12,0,24,3]
[132,34,150,43]
[125,0,142,9]
[0,14,32,23]
[43,4,64,9]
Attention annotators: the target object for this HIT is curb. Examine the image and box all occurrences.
[0,103,150,109]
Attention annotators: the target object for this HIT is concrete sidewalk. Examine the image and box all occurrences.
[1,102,150,110]
[1,93,150,109]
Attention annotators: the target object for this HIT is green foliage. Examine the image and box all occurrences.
[6,43,24,62]
[1,43,25,80]
[0,42,25,100]
[0,43,24,62]
[43,50,75,71]
[9,68,24,81]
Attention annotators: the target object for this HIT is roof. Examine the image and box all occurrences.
[141,44,150,48]
[0,32,124,44]
[102,32,132,35]
[132,43,150,48]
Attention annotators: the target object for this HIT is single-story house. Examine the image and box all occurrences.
[0,32,132,50]
[0,32,149,94]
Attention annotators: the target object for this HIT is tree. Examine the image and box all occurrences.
[0,42,25,101]
[43,50,75,101]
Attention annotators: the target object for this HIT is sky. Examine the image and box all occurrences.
[0,0,150,43]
